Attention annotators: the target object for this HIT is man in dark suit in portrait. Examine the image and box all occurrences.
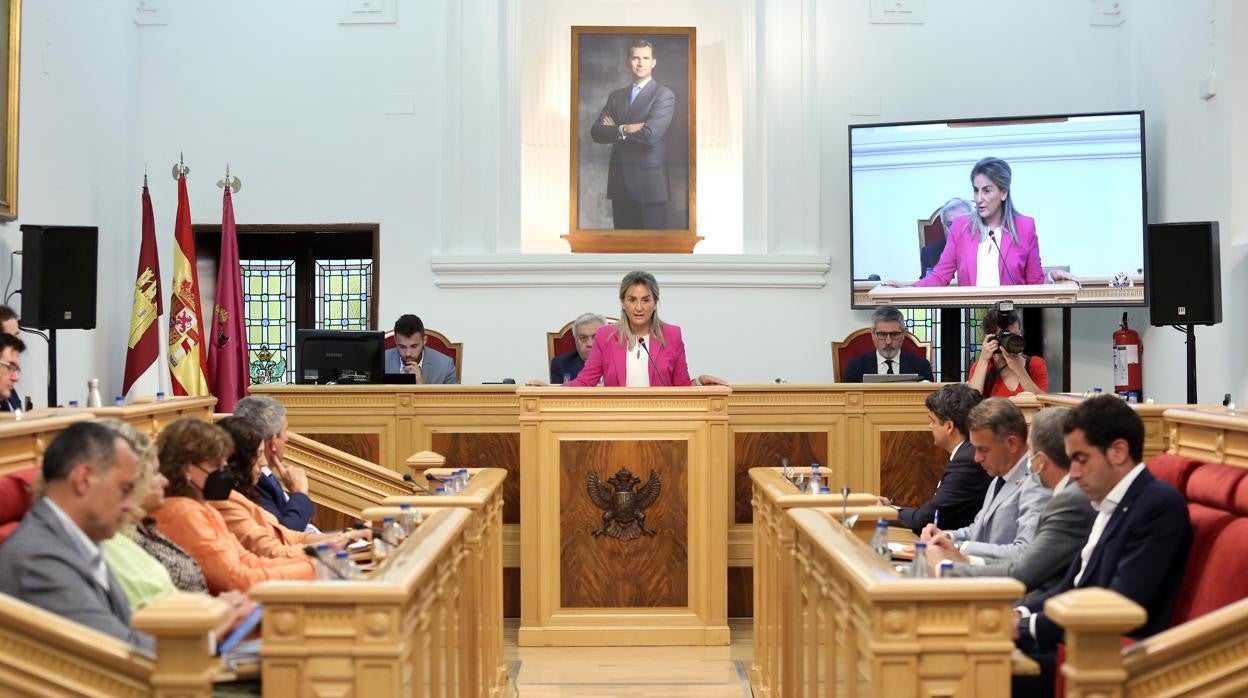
[1012,395,1191,698]
[878,383,991,534]
[0,422,153,652]
[841,306,935,382]
[550,313,605,384]
[590,39,675,230]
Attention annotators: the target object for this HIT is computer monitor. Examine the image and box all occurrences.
[295,330,385,385]
[863,373,921,384]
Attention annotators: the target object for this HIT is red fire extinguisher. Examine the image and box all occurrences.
[1113,312,1143,403]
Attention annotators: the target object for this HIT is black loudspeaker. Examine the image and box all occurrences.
[19,225,99,330]
[1147,221,1222,326]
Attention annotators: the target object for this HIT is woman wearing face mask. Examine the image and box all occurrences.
[211,416,367,558]
[150,417,316,593]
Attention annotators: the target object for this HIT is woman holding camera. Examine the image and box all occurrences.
[967,309,1049,397]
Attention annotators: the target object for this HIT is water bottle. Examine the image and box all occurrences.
[398,503,420,536]
[781,457,794,484]
[155,391,166,401]
[86,379,103,408]
[334,550,361,580]
[456,469,470,492]
[910,542,931,579]
[68,400,79,408]
[114,396,125,407]
[382,517,404,546]
[314,542,334,580]
[938,560,955,578]
[819,486,831,495]
[435,486,448,496]
[870,519,890,559]
[806,462,823,495]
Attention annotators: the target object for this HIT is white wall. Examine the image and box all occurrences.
[0,0,1241,402]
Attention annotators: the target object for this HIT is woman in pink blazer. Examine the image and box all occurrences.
[564,271,725,387]
[913,157,1045,287]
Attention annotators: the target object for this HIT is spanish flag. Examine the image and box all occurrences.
[167,172,210,396]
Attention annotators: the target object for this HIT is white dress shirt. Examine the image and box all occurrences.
[44,496,111,591]
[976,228,1002,287]
[1074,462,1147,585]
[876,351,900,375]
[625,335,652,387]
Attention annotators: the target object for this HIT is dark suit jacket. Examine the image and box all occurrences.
[0,498,154,652]
[1023,468,1190,648]
[842,351,935,383]
[550,351,586,384]
[894,441,992,534]
[589,80,675,204]
[919,239,947,279]
[0,388,20,411]
[256,472,316,533]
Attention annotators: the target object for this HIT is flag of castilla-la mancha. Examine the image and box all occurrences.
[167,171,210,396]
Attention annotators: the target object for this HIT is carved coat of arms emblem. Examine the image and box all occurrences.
[587,467,661,540]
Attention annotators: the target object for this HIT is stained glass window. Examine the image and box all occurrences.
[315,259,373,330]
[241,259,295,385]
[899,308,941,380]
[962,307,989,381]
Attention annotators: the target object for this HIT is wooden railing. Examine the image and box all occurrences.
[0,592,227,697]
[370,467,509,698]
[248,506,475,697]
[284,431,412,524]
[0,413,92,476]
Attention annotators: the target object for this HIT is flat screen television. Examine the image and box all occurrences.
[849,111,1147,308]
[295,330,385,385]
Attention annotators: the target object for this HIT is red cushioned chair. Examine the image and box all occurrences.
[0,467,39,547]
[546,317,618,365]
[384,328,463,383]
[831,327,932,382]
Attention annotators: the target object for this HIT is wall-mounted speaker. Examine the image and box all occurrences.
[19,225,99,330]
[1147,221,1221,326]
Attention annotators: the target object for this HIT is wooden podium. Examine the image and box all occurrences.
[517,386,731,646]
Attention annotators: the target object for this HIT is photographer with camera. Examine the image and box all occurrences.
[967,305,1049,397]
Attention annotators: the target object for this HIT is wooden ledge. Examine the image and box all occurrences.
[1045,588,1146,633]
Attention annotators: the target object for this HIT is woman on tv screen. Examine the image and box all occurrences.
[911,157,1044,288]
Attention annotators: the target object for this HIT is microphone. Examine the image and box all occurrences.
[987,230,1020,286]
[357,521,399,550]
[637,337,668,386]
[403,472,436,495]
[304,545,350,581]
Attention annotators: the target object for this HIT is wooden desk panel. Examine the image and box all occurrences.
[1037,393,1199,458]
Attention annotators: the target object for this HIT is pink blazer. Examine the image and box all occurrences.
[914,214,1044,287]
[565,323,692,387]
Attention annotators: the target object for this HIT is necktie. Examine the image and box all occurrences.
[630,84,641,106]
[989,477,1006,503]
[885,359,895,375]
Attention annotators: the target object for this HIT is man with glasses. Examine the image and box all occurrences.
[842,305,935,382]
[0,332,24,409]
[0,305,23,411]
[550,313,606,384]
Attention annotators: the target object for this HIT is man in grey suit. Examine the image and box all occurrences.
[590,39,675,230]
[929,407,1096,602]
[922,398,1051,563]
[383,313,458,384]
[0,421,153,652]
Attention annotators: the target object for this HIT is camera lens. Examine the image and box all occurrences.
[1001,332,1025,354]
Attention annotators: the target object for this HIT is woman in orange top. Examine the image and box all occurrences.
[151,417,316,593]
[211,417,365,558]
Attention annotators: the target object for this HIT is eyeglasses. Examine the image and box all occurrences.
[874,331,904,341]
[0,360,20,376]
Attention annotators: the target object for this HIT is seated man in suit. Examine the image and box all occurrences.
[0,421,154,652]
[1012,395,1191,698]
[0,305,22,412]
[922,397,1051,563]
[842,306,935,382]
[384,314,459,384]
[232,395,317,533]
[929,407,1096,603]
[878,383,991,534]
[0,331,24,412]
[919,198,971,280]
[550,313,605,384]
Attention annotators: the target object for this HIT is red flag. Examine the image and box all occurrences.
[167,173,210,397]
[207,187,250,411]
[123,181,163,397]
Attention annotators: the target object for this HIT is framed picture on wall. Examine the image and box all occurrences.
[0,0,20,220]
[566,26,699,253]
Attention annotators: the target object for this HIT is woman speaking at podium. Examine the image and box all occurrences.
[563,271,725,387]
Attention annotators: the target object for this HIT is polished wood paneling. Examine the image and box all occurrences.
[303,432,380,464]
[504,567,521,619]
[727,568,753,619]
[732,431,828,524]
[432,432,521,523]
[878,430,947,507]
[559,439,689,608]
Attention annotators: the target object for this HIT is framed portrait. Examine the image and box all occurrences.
[566,26,699,253]
[0,0,19,220]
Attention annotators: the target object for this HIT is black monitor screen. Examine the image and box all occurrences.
[295,330,385,385]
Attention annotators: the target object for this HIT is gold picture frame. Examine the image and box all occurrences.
[566,26,699,253]
[0,0,19,220]
[0,0,18,219]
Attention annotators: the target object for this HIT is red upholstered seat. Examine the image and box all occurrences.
[0,467,39,547]
[546,317,618,364]
[384,328,463,382]
[1147,453,1206,492]
[830,327,932,382]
